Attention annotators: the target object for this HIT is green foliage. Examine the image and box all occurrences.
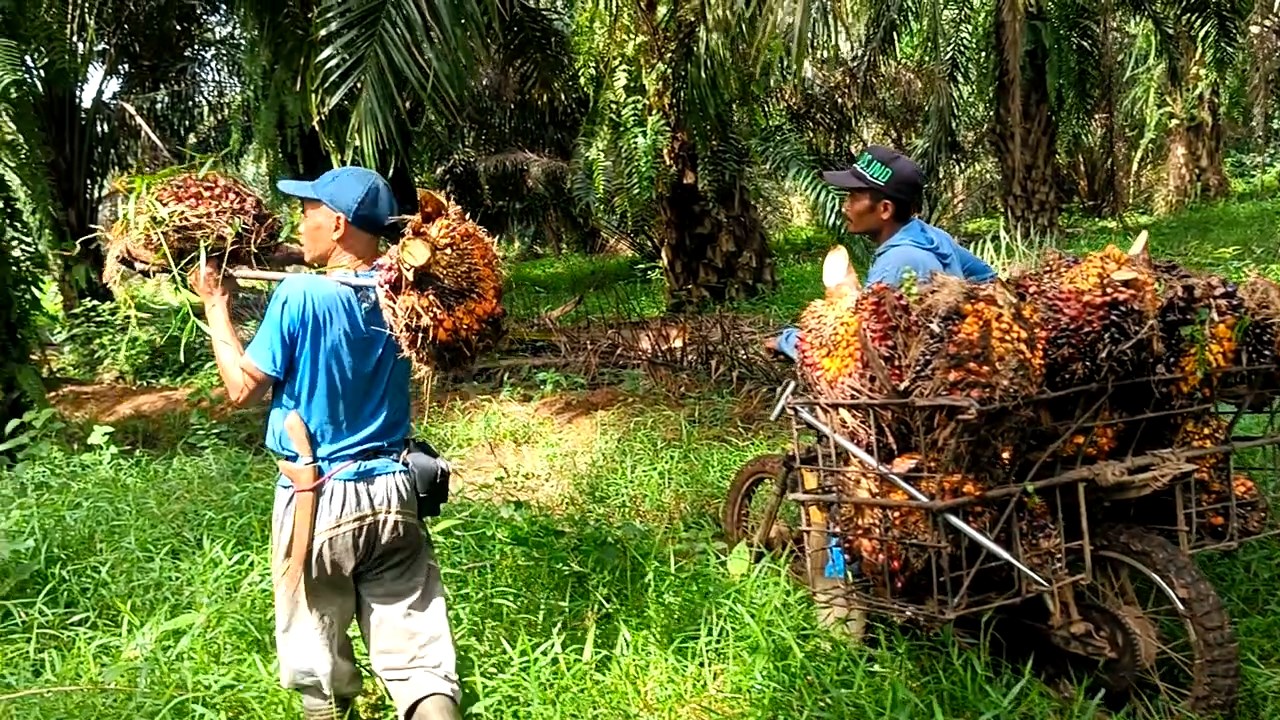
[45,294,224,388]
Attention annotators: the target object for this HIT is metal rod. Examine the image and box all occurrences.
[229,268,379,288]
[786,402,1053,589]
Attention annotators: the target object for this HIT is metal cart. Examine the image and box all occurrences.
[724,366,1280,719]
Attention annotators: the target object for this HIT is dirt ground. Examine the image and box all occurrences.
[48,382,233,423]
[45,381,637,512]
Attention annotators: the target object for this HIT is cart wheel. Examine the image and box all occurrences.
[1072,525,1240,718]
[722,453,796,555]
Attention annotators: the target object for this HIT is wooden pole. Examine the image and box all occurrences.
[229,268,378,288]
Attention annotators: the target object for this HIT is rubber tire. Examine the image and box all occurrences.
[722,453,787,548]
[1093,524,1240,718]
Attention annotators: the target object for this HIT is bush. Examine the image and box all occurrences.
[46,289,231,388]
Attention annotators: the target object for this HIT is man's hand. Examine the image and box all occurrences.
[189,262,237,306]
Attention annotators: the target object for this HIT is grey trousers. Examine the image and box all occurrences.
[271,471,461,715]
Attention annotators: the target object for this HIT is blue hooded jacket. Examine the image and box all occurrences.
[865,218,996,287]
[772,219,995,360]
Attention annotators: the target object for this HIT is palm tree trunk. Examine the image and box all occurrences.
[658,130,774,312]
[1097,0,1126,216]
[42,86,111,311]
[993,0,1060,240]
[1247,0,1279,149]
[1163,64,1229,211]
[279,119,331,180]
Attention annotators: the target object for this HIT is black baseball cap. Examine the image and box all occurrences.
[821,146,924,210]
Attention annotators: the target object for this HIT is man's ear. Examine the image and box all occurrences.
[331,211,347,241]
[879,199,896,222]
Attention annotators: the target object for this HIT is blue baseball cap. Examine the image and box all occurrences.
[276,166,399,235]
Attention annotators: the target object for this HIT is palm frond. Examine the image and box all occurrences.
[312,0,489,169]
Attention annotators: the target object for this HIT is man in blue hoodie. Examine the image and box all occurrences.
[768,146,996,360]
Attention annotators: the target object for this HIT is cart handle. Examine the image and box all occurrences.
[775,380,1052,590]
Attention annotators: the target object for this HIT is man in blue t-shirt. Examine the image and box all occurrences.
[190,167,461,720]
[767,146,996,361]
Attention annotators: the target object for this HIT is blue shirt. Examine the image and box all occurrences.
[772,219,995,361]
[244,271,411,487]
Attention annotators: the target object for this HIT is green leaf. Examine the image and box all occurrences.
[430,517,464,533]
[726,541,751,577]
[87,424,116,447]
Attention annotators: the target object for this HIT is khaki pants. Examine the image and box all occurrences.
[271,471,460,715]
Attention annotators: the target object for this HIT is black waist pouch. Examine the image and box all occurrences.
[399,438,451,520]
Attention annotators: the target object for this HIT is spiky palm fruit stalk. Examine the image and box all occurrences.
[103,170,281,285]
[906,275,1043,402]
[375,189,505,372]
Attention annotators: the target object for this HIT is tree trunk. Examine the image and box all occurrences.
[41,87,112,312]
[993,0,1061,241]
[1163,74,1229,211]
[1247,0,1279,149]
[658,131,775,313]
[1096,0,1126,216]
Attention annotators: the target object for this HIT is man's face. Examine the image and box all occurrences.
[297,200,341,266]
[841,190,894,236]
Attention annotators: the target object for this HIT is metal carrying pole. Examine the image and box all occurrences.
[771,380,1052,589]
[228,268,378,288]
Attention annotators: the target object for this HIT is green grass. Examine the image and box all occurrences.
[5,197,1280,719]
[0,394,1128,720]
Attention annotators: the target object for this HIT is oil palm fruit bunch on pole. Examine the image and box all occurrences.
[374,189,506,373]
[101,168,282,287]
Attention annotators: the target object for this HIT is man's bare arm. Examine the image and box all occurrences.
[192,264,272,407]
[204,301,272,407]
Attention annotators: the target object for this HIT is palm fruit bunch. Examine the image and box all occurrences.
[1037,239,1160,391]
[374,189,505,373]
[1013,494,1064,576]
[1194,472,1270,540]
[1055,411,1121,462]
[102,169,282,286]
[905,274,1044,403]
[1158,272,1245,400]
[1173,411,1231,488]
[1009,252,1099,391]
[796,246,917,400]
[1227,275,1280,403]
[836,454,996,595]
